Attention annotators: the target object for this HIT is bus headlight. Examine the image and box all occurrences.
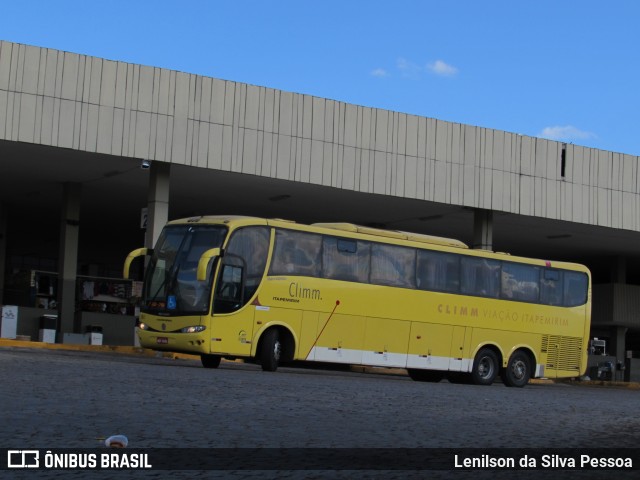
[138,322,149,331]
[180,325,206,334]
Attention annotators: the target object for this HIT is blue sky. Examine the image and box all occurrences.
[4,0,640,156]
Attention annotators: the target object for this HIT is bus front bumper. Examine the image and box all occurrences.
[137,329,209,355]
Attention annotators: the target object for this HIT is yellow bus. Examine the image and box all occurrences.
[124,215,591,387]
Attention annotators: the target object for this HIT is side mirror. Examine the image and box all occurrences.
[123,248,151,279]
[197,248,222,281]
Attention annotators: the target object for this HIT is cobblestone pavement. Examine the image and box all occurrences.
[1,347,639,479]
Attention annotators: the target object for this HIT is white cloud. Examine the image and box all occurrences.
[427,59,458,76]
[396,57,422,78]
[385,57,458,79]
[370,68,389,78]
[538,125,596,141]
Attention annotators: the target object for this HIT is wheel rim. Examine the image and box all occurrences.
[478,355,495,379]
[510,358,527,380]
[273,340,281,362]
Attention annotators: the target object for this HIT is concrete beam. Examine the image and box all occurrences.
[57,182,81,334]
[473,208,493,250]
[145,162,171,249]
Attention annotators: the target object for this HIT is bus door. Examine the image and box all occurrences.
[208,226,270,357]
[209,257,254,356]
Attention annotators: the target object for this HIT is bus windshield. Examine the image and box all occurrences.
[142,225,227,314]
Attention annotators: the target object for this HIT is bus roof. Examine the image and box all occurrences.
[166,215,269,227]
[312,222,468,249]
[168,216,466,248]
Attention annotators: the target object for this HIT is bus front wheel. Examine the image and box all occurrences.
[502,351,531,388]
[471,348,499,386]
[259,329,281,372]
[201,354,221,369]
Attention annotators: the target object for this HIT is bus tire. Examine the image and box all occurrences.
[471,348,499,386]
[502,351,531,388]
[260,329,281,372]
[201,354,221,369]
[408,369,444,382]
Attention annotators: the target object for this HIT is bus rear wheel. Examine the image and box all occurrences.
[502,351,531,388]
[408,369,444,382]
[201,354,221,369]
[260,329,281,372]
[471,348,499,386]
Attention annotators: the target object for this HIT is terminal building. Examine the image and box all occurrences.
[0,41,639,372]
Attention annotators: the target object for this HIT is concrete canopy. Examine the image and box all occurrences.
[1,138,639,278]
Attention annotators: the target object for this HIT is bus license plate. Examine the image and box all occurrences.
[157,337,168,344]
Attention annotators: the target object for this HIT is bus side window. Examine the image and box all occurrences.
[501,263,540,303]
[218,264,243,301]
[213,226,269,314]
[564,272,588,307]
[416,250,460,292]
[270,230,322,276]
[214,262,244,314]
[461,257,500,298]
[225,226,270,303]
[322,237,370,282]
[540,269,562,306]
[370,244,416,288]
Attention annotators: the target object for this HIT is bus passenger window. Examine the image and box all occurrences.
[416,250,460,293]
[322,237,370,282]
[501,263,540,303]
[540,269,563,306]
[563,272,588,307]
[269,230,322,276]
[461,257,500,298]
[370,244,416,288]
[337,239,357,253]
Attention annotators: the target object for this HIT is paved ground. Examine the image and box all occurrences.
[1,346,639,479]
